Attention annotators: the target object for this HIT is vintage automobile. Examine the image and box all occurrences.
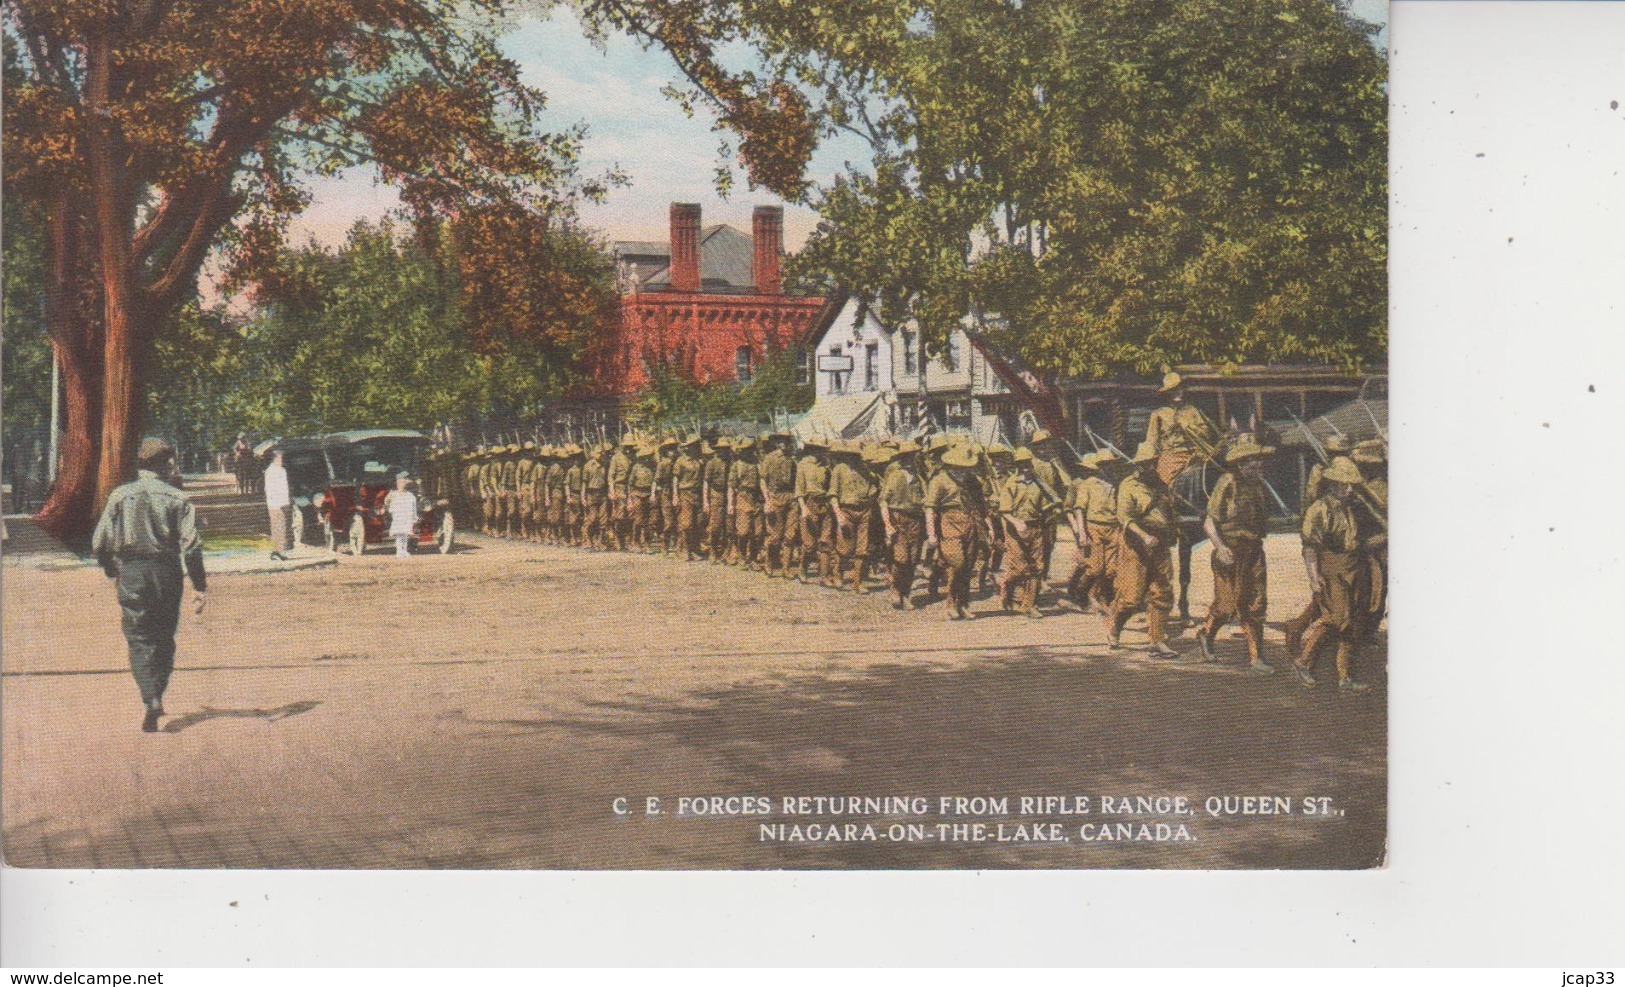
[254,429,455,554]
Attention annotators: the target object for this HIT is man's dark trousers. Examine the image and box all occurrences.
[116,555,184,709]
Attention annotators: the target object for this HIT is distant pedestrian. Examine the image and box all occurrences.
[91,437,207,733]
[263,447,293,560]
[383,472,419,557]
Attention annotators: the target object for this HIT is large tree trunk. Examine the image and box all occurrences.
[33,190,105,547]
[95,283,148,506]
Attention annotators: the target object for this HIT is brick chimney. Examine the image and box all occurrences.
[752,205,783,295]
[669,202,701,293]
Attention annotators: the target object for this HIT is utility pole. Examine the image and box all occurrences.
[45,297,59,483]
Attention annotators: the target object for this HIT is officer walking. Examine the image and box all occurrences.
[92,438,208,733]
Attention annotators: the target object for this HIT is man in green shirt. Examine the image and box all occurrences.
[1108,442,1180,656]
[1195,437,1277,673]
[92,438,208,732]
[879,442,925,609]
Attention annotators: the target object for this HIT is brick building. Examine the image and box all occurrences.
[588,203,829,397]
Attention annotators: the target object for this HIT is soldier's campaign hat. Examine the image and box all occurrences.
[1132,441,1160,465]
[987,444,1014,460]
[896,440,921,456]
[1158,371,1185,393]
[660,437,679,450]
[1225,437,1275,464]
[683,434,702,447]
[138,437,176,465]
[942,446,980,469]
[621,435,637,448]
[735,437,756,452]
[1324,434,1353,455]
[565,443,582,456]
[1076,451,1100,470]
[1029,429,1053,445]
[1322,458,1364,485]
[1013,447,1036,464]
[870,446,899,465]
[714,437,733,450]
[801,437,826,451]
[880,437,900,450]
[505,443,520,454]
[1351,440,1387,465]
[523,440,537,451]
[926,434,951,453]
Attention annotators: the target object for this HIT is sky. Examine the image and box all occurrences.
[288,0,1391,254]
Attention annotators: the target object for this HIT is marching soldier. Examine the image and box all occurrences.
[983,445,1014,595]
[1108,442,1181,657]
[921,434,952,597]
[795,437,835,585]
[562,444,585,547]
[674,435,705,561]
[92,437,208,732]
[925,445,988,620]
[656,437,680,556]
[1025,429,1072,583]
[703,438,733,563]
[1194,437,1278,674]
[728,437,764,568]
[628,442,657,553]
[1294,458,1370,693]
[1064,451,1120,614]
[829,441,879,593]
[515,441,538,540]
[608,436,635,551]
[500,443,521,538]
[582,443,611,550]
[1144,371,1220,466]
[1284,435,1357,656]
[878,442,925,609]
[998,448,1052,618]
[759,432,799,579]
[1351,439,1388,641]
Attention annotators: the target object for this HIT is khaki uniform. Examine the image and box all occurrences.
[674,452,704,558]
[1111,473,1178,643]
[582,457,610,548]
[999,473,1048,613]
[830,460,877,590]
[655,453,678,554]
[1146,404,1217,486]
[729,458,763,566]
[1358,475,1389,636]
[796,456,834,582]
[1065,475,1119,610]
[564,460,584,545]
[1297,494,1363,681]
[608,449,632,550]
[760,448,798,577]
[629,457,657,551]
[515,454,537,538]
[879,461,924,601]
[925,469,986,615]
[703,454,731,560]
[1200,471,1270,652]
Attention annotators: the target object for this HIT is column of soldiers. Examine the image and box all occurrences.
[421,395,1386,692]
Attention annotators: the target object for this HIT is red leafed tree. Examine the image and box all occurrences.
[2,1,606,542]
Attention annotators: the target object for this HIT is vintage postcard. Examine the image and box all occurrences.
[2,0,1387,871]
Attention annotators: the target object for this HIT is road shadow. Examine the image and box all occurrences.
[491,645,1386,869]
[162,699,322,733]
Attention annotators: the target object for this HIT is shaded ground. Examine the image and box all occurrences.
[2,521,1385,870]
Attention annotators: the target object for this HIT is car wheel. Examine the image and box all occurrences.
[439,512,456,554]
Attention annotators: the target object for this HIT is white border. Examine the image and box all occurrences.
[5,0,1625,967]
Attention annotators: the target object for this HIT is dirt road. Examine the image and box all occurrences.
[2,528,1385,870]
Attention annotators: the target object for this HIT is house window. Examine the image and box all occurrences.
[864,343,880,391]
[736,345,753,383]
[827,345,846,394]
[944,335,961,372]
[902,330,917,375]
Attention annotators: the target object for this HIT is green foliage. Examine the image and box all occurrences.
[663,0,1387,376]
[1,198,51,433]
[627,349,813,429]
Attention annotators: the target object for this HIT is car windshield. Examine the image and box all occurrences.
[330,438,428,485]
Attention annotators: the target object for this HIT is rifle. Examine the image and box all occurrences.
[1281,404,1388,532]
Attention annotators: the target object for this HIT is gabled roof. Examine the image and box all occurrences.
[616,224,757,292]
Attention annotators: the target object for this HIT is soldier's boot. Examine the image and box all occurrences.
[1335,641,1367,692]
[1243,623,1275,675]
[1146,606,1179,658]
[999,577,1015,612]
[851,562,870,594]
[1283,601,1315,660]
[1296,623,1331,686]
